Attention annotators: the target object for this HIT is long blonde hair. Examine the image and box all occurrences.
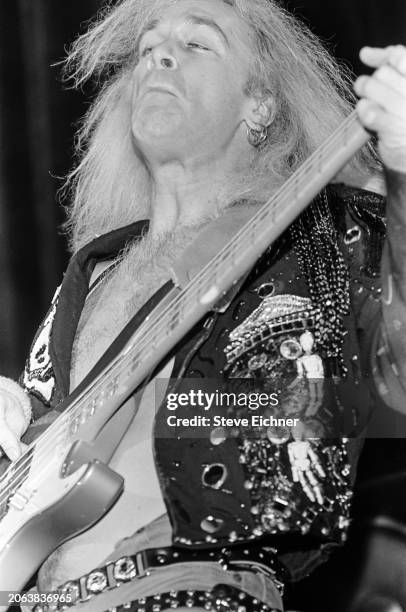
[62,0,378,252]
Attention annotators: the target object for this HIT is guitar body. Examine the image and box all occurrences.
[0,110,370,610]
[0,449,123,607]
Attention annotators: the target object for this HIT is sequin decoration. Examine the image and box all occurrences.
[22,285,61,405]
[223,284,352,541]
[290,192,350,375]
[224,294,318,381]
[239,436,352,539]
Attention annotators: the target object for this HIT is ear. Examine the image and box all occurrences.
[244,93,275,131]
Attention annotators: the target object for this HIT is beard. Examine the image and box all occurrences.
[70,218,216,392]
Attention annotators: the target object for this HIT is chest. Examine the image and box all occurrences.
[70,254,173,391]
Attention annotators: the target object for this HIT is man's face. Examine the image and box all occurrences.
[131,0,255,164]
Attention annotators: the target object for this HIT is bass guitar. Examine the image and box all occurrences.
[0,111,370,608]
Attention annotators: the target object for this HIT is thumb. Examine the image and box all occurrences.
[0,416,23,461]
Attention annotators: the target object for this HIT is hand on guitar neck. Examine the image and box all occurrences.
[0,387,30,464]
[355,45,406,174]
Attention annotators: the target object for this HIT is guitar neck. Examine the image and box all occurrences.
[1,111,371,489]
[71,111,370,436]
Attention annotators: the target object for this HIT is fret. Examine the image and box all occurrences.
[128,354,141,374]
[168,307,181,332]
[104,374,120,399]
[0,112,369,520]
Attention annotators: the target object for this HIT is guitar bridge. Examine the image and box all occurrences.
[8,487,35,511]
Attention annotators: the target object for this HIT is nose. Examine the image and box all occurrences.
[148,43,178,71]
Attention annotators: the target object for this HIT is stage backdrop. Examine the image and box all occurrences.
[0,0,405,377]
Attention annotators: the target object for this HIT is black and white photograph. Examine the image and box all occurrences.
[0,1,406,611]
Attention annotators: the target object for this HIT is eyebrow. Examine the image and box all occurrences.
[138,14,230,47]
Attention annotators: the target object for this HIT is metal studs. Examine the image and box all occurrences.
[279,338,302,360]
[248,353,268,371]
[201,515,225,533]
[338,515,350,530]
[202,463,228,489]
[86,570,107,593]
[344,225,361,245]
[113,556,137,581]
[228,530,238,542]
[210,426,227,446]
[267,426,290,445]
[59,580,80,604]
[257,282,276,298]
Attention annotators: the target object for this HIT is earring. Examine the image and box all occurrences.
[247,124,268,147]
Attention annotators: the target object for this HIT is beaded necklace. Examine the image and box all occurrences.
[290,189,350,376]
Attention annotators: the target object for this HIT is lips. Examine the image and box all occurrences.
[147,85,177,95]
[137,82,180,101]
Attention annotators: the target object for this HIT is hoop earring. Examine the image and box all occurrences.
[247,125,268,147]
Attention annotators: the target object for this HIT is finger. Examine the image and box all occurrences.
[356,98,389,134]
[356,99,406,171]
[0,426,22,461]
[354,75,405,119]
[374,64,406,98]
[360,45,406,74]
[356,97,406,134]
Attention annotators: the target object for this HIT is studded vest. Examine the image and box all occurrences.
[20,184,392,580]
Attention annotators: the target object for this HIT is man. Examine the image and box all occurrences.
[0,0,405,610]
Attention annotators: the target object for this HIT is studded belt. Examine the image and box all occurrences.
[99,583,282,612]
[33,544,286,611]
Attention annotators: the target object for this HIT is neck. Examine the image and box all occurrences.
[146,145,253,237]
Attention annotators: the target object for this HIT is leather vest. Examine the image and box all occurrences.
[20,184,389,579]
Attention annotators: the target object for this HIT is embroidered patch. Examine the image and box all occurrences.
[224,294,319,377]
[22,285,61,405]
[223,294,352,540]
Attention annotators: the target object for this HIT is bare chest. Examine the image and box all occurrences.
[70,257,171,391]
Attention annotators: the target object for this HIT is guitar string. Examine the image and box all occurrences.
[0,111,363,500]
[0,111,365,500]
[0,111,364,503]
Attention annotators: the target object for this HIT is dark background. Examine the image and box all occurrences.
[0,0,405,378]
